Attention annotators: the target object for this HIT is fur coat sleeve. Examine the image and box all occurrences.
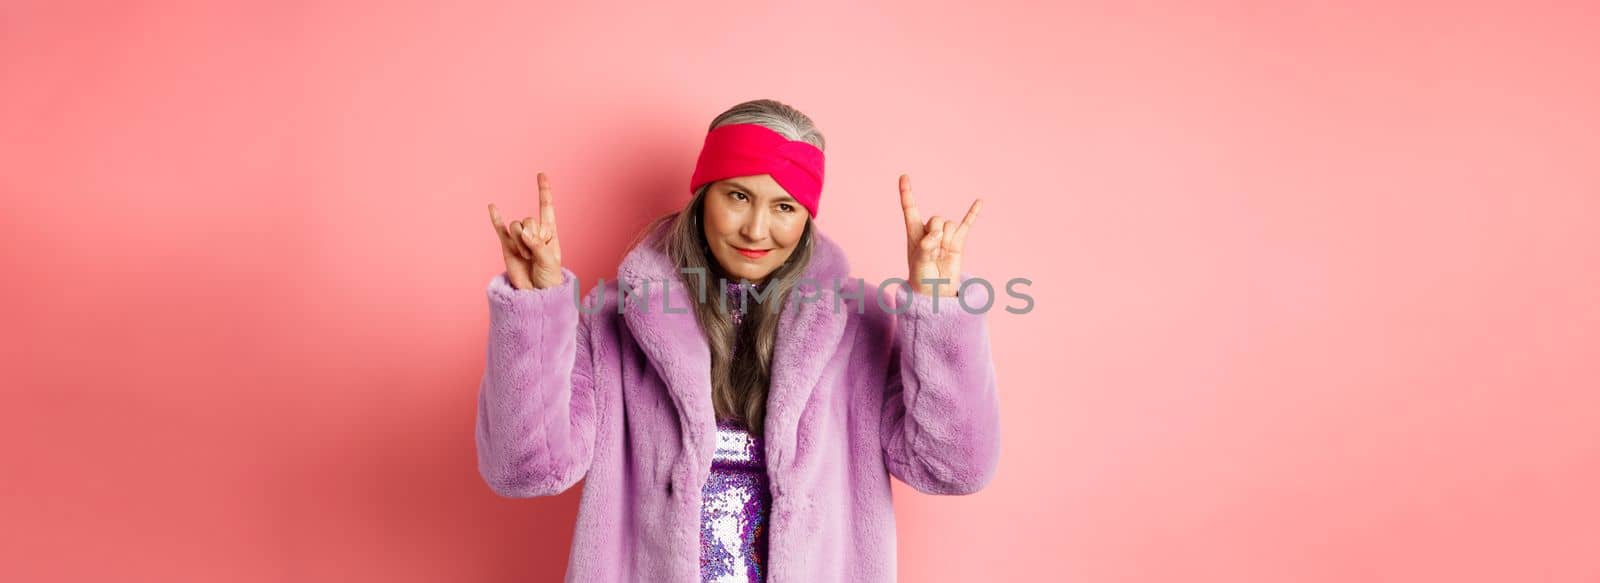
[879,274,1003,495]
[475,266,598,498]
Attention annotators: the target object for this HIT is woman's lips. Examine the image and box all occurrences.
[734,246,770,259]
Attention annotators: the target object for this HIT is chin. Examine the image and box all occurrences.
[722,265,764,283]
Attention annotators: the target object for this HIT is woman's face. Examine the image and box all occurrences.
[702,174,808,284]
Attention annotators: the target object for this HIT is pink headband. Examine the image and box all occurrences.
[689,123,825,218]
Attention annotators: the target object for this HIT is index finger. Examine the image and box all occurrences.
[537,172,556,227]
[899,174,922,238]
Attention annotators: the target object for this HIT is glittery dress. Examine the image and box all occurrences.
[699,279,772,582]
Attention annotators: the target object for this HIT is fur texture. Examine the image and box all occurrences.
[476,224,1001,582]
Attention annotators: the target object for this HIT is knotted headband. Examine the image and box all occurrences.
[689,123,825,218]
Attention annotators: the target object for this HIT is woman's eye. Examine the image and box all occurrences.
[731,191,748,201]
[779,203,795,213]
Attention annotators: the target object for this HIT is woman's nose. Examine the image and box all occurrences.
[740,209,769,240]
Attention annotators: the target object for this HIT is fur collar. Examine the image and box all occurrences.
[615,221,856,492]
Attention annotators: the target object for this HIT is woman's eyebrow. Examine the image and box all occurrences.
[725,180,797,204]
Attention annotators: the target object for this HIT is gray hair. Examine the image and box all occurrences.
[706,99,826,151]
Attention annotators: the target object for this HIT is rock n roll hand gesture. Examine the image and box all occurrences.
[487,172,564,291]
[899,173,981,299]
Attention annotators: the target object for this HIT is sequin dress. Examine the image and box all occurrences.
[699,279,772,582]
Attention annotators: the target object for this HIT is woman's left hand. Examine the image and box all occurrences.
[899,173,981,298]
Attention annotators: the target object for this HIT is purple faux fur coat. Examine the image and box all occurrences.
[475,224,1001,582]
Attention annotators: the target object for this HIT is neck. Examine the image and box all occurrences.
[709,262,769,288]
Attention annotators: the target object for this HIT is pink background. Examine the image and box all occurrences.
[3,1,1598,581]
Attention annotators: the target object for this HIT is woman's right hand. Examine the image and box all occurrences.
[487,172,564,290]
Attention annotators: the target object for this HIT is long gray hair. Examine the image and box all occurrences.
[629,99,825,435]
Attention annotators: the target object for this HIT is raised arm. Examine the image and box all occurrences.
[476,172,595,497]
[881,173,1000,495]
[880,275,1002,495]
[475,266,599,498]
